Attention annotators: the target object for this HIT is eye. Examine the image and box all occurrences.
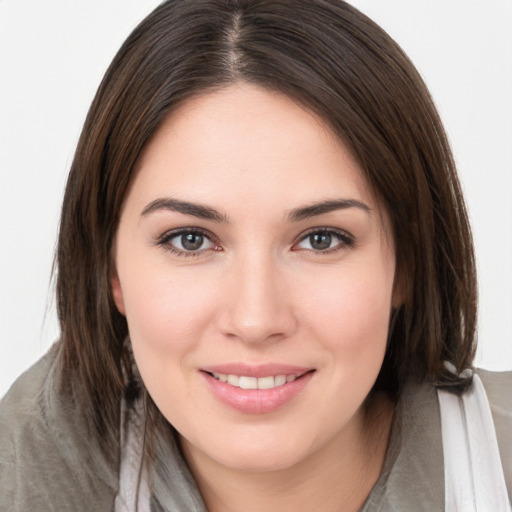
[294,229,354,253]
[157,228,219,256]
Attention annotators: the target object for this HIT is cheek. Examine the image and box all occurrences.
[119,263,223,420]
[294,260,394,415]
[298,259,394,357]
[119,261,220,355]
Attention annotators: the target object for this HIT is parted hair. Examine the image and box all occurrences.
[57,0,477,463]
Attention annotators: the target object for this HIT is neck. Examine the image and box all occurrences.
[180,393,395,512]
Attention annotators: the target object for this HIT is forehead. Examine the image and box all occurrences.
[130,83,376,213]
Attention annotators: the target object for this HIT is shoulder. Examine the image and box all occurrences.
[478,368,512,497]
[0,343,60,423]
[478,368,512,411]
[0,343,118,511]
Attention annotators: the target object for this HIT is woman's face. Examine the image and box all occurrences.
[112,84,397,472]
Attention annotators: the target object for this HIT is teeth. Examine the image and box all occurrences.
[257,376,275,389]
[211,373,299,389]
[239,376,258,389]
[227,374,239,386]
[275,375,287,386]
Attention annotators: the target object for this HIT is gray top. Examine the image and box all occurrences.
[1,342,511,511]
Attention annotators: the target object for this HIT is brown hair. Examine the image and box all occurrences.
[57,0,477,463]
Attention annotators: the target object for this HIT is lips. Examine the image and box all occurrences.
[200,363,315,414]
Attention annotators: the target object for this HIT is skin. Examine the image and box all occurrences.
[112,84,397,511]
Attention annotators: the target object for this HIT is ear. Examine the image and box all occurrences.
[111,271,126,316]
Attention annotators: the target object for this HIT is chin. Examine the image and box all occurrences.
[181,426,314,474]
[213,446,306,473]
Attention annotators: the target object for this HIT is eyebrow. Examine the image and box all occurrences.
[141,197,371,223]
[288,199,371,222]
[141,198,229,223]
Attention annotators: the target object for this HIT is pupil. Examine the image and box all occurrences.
[181,233,203,251]
[310,232,331,250]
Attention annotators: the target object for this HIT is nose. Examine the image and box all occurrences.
[217,252,297,344]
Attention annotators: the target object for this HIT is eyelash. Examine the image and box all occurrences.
[156,228,220,258]
[292,227,355,254]
[156,227,355,257]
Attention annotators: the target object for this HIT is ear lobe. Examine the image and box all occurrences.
[111,273,126,316]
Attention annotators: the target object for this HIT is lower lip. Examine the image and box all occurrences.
[201,371,314,414]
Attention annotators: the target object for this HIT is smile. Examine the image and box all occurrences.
[210,373,299,390]
[201,366,315,414]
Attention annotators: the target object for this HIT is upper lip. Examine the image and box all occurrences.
[201,363,313,378]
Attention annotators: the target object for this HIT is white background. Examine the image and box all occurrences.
[1,0,511,398]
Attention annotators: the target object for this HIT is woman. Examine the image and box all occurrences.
[1,1,510,511]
